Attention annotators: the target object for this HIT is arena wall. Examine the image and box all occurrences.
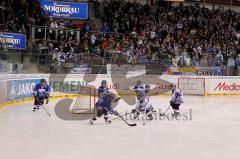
[0,74,239,109]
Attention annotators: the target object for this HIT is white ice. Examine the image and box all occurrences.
[0,96,240,159]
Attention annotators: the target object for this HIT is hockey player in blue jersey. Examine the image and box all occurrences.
[169,83,183,116]
[89,80,119,125]
[33,79,50,112]
[132,82,154,121]
[134,80,144,90]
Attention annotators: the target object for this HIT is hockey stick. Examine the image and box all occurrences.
[117,114,137,127]
[112,112,131,120]
[159,105,171,116]
[41,104,51,117]
[113,97,121,103]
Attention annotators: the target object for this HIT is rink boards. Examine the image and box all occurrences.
[0,74,239,109]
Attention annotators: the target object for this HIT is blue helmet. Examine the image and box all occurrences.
[170,83,176,88]
[145,84,150,92]
[145,84,150,89]
[101,80,107,85]
[40,79,47,84]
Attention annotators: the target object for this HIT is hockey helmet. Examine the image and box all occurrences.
[145,84,150,92]
[170,83,176,89]
[101,80,107,86]
[40,79,47,84]
[145,84,150,89]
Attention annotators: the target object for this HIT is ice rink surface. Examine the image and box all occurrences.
[0,96,240,159]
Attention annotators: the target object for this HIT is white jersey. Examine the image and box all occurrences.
[133,85,147,101]
[133,85,152,112]
[170,88,184,105]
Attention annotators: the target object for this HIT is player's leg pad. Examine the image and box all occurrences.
[45,94,49,104]
[148,114,153,121]
[146,110,153,120]
[170,101,174,107]
[133,111,140,119]
[145,107,153,114]
[172,104,180,110]
[34,97,44,105]
[33,105,40,112]
[96,108,104,117]
[104,116,111,124]
[102,108,108,116]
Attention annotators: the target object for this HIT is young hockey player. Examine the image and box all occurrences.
[33,79,50,112]
[89,80,119,125]
[132,83,154,120]
[169,83,183,116]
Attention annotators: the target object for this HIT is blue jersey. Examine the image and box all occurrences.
[133,84,144,90]
[33,84,50,98]
[96,86,114,113]
[98,86,109,98]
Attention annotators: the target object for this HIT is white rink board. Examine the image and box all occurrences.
[0,74,239,98]
[0,74,240,110]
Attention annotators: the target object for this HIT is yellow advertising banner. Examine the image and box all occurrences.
[178,67,197,73]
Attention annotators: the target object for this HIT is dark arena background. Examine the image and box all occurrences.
[0,0,240,159]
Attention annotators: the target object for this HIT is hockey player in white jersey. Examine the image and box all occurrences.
[132,82,154,120]
[169,83,183,116]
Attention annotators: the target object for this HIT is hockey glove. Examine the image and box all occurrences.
[131,109,136,114]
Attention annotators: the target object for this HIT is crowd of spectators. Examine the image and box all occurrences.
[0,0,50,38]
[32,0,240,70]
[34,0,240,73]
[87,0,240,68]
[34,29,102,66]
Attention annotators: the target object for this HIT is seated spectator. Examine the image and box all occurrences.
[216,51,224,66]
[172,55,178,67]
[82,23,90,33]
[227,56,235,68]
[185,55,191,66]
[52,48,58,61]
[100,22,110,33]
[236,54,240,66]
[57,48,66,64]
[50,20,58,29]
